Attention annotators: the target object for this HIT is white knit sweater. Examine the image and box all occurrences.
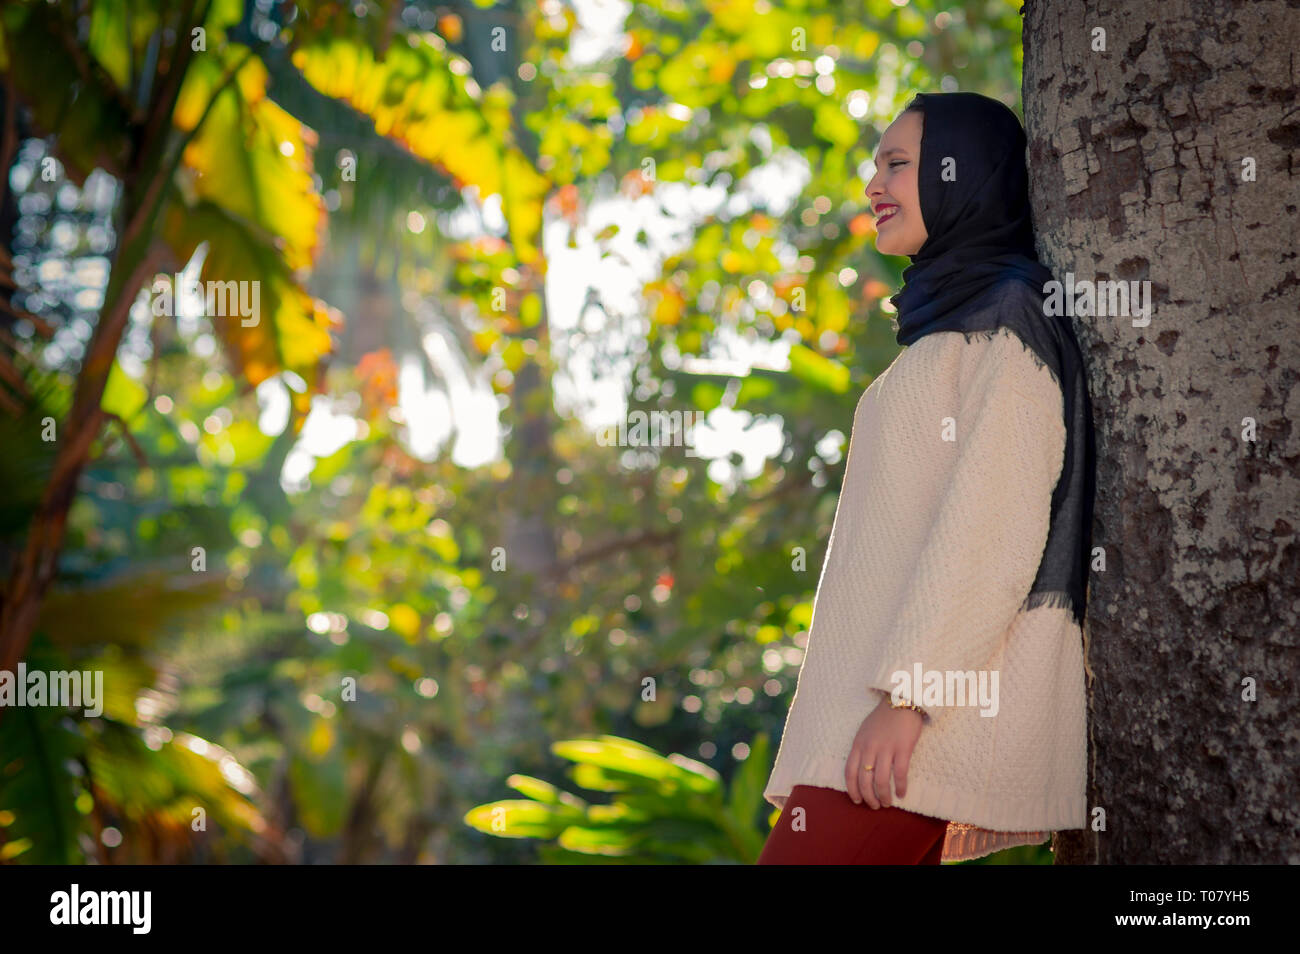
[763,325,1088,862]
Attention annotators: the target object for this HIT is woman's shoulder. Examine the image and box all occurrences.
[946,324,1063,417]
[899,320,1039,370]
[880,307,1061,402]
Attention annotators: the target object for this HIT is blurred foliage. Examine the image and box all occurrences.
[0,0,1051,865]
[465,734,769,863]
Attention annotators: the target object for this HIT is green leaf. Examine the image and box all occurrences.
[0,697,84,864]
[37,562,227,652]
[735,375,777,405]
[788,344,850,394]
[101,360,148,421]
[815,100,860,149]
[288,750,347,838]
[463,800,571,839]
[506,774,587,812]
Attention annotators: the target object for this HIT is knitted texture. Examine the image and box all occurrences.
[763,326,1088,862]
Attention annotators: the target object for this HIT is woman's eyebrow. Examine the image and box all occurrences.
[872,146,907,165]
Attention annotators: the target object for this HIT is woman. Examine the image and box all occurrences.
[758,91,1097,864]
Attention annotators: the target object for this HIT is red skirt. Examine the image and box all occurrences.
[757,784,949,864]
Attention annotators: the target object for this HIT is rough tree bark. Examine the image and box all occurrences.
[1024,0,1299,863]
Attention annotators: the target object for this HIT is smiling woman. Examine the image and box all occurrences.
[760,91,1097,866]
[864,103,928,257]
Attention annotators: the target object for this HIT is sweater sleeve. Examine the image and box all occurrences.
[865,335,1066,721]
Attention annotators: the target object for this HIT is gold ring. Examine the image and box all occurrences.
[862,764,874,772]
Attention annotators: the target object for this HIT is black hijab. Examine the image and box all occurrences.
[888,91,1096,626]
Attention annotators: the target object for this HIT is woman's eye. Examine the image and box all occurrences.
[889,160,908,168]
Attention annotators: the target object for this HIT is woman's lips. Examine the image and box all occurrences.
[876,208,898,225]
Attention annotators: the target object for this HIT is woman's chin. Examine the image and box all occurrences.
[875,234,922,257]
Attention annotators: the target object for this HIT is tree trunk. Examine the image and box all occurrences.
[1023,0,1300,863]
[466,1,560,587]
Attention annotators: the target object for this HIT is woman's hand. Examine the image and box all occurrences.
[845,695,924,809]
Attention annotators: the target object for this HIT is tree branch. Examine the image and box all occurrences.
[101,410,149,468]
[0,71,18,213]
[543,527,679,581]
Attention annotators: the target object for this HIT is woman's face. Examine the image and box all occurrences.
[864,110,927,256]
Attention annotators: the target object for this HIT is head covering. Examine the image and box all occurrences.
[888,91,1096,626]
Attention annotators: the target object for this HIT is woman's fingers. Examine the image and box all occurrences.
[845,744,862,804]
[860,748,882,810]
[844,705,920,810]
[893,748,911,800]
[874,749,893,808]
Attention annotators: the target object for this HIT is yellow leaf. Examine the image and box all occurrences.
[307,718,334,758]
[163,202,338,390]
[292,37,547,265]
[178,56,324,272]
[389,604,420,641]
[502,339,527,372]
